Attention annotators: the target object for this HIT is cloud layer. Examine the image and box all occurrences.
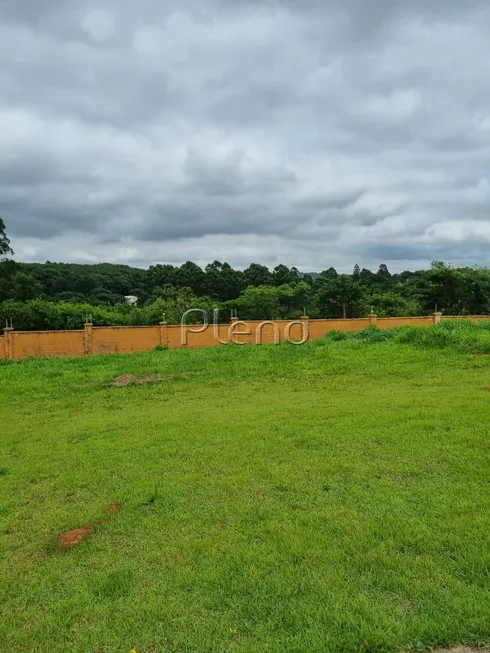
[1,0,490,271]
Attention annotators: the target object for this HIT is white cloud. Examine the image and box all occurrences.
[81,9,116,42]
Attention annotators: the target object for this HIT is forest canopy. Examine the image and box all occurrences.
[2,214,489,330]
[1,258,489,330]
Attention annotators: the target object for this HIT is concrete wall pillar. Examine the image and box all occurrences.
[84,322,93,355]
[433,312,443,325]
[159,321,168,348]
[3,327,13,360]
[369,313,378,326]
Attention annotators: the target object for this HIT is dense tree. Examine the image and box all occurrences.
[87,288,125,306]
[23,262,145,299]
[145,264,177,294]
[146,284,179,304]
[272,265,300,287]
[12,273,42,301]
[0,259,19,303]
[0,234,489,327]
[204,261,243,301]
[377,263,392,279]
[359,267,375,284]
[177,261,207,296]
[230,282,311,321]
[219,262,244,301]
[322,267,339,279]
[314,274,362,319]
[458,267,490,314]
[364,292,421,317]
[0,218,14,257]
[243,263,274,288]
[53,292,88,304]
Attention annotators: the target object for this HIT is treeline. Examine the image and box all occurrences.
[1,258,490,331]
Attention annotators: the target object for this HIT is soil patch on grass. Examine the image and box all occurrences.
[57,504,121,550]
[57,522,97,551]
[105,502,121,514]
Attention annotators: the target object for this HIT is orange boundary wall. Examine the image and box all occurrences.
[0,314,488,361]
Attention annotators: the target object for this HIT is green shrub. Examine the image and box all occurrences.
[325,329,348,341]
[351,326,393,343]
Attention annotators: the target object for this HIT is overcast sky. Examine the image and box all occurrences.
[1,0,490,272]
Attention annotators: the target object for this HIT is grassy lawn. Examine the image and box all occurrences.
[1,327,490,653]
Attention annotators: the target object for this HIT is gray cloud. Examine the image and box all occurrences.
[1,0,490,271]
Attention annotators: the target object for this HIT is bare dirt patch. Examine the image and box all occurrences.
[104,503,121,523]
[105,502,121,514]
[484,387,490,391]
[108,372,202,387]
[57,522,97,551]
[56,504,122,550]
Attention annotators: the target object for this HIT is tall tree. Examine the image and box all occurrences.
[0,260,19,302]
[12,273,42,301]
[377,264,391,279]
[0,218,14,257]
[178,261,206,296]
[145,264,177,294]
[243,263,273,288]
[421,261,463,314]
[272,265,300,287]
[321,267,338,280]
[0,220,17,302]
[314,274,362,319]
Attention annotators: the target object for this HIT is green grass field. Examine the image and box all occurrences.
[1,323,490,653]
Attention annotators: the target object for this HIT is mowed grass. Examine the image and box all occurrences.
[1,328,490,653]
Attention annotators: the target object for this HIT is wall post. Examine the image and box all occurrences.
[84,322,93,355]
[159,321,168,348]
[432,312,443,325]
[3,327,13,361]
[369,313,378,326]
